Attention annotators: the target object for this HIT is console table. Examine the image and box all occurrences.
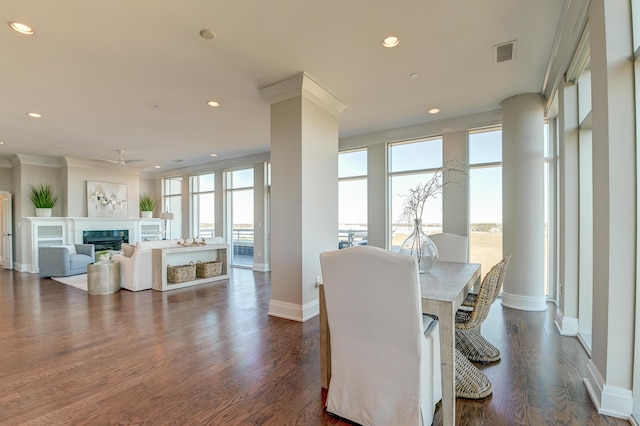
[151,244,228,291]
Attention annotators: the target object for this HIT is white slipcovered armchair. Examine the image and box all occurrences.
[429,232,469,263]
[319,245,442,426]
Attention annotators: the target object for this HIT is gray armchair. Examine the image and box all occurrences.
[38,244,95,278]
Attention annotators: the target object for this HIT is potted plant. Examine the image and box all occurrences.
[29,184,59,217]
[139,194,156,218]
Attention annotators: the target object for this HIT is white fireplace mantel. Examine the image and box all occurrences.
[23,217,162,273]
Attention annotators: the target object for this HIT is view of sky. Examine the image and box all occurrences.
[339,130,504,228]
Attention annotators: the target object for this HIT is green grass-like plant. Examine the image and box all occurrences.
[29,184,59,208]
[140,194,156,212]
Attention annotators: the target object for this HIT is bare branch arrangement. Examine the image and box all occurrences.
[400,160,468,224]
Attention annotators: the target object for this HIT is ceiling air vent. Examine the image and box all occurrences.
[494,40,516,63]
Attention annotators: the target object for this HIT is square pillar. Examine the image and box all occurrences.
[261,73,347,321]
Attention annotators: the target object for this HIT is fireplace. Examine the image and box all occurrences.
[83,230,129,251]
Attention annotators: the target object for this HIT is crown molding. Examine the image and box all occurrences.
[12,154,66,168]
[261,72,347,117]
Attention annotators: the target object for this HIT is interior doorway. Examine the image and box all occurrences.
[1,192,13,269]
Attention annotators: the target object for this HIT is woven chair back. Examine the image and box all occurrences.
[459,260,504,330]
[492,255,512,301]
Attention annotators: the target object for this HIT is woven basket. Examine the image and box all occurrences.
[167,261,196,284]
[196,260,222,278]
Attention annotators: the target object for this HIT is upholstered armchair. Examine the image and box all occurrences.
[38,244,95,278]
[319,245,442,425]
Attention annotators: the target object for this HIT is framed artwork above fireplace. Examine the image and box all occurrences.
[87,181,128,218]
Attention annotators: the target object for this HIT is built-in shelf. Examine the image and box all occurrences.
[24,217,162,273]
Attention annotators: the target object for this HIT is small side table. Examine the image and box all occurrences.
[87,260,121,295]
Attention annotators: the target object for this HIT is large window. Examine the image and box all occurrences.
[190,173,215,238]
[389,138,443,250]
[468,128,503,279]
[226,168,254,267]
[338,149,367,248]
[163,176,183,240]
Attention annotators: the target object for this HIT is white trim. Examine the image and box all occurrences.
[554,309,579,336]
[577,333,592,358]
[252,262,270,272]
[501,292,548,311]
[630,414,639,426]
[268,298,319,322]
[14,262,29,272]
[260,72,347,116]
[584,360,633,420]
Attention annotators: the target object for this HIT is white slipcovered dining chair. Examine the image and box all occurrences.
[429,232,469,263]
[319,245,442,426]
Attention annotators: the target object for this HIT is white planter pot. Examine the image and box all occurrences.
[141,211,153,219]
[35,208,52,217]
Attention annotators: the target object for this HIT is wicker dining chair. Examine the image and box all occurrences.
[455,348,493,399]
[461,255,511,308]
[455,257,510,364]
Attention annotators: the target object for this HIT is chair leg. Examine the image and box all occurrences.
[456,327,501,363]
[455,349,493,399]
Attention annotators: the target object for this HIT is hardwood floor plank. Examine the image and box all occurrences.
[0,269,630,425]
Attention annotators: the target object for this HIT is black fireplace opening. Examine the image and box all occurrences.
[83,230,129,251]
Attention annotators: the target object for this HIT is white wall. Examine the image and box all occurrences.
[0,168,12,191]
[65,161,143,218]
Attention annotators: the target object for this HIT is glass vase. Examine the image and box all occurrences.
[399,219,439,273]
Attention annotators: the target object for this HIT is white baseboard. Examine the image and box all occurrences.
[630,414,639,426]
[501,291,547,311]
[584,359,632,419]
[13,262,30,272]
[252,262,271,272]
[554,309,579,336]
[268,298,319,322]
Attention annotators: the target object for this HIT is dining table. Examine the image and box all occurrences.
[320,260,481,426]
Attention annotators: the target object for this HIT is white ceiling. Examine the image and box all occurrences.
[1,0,567,173]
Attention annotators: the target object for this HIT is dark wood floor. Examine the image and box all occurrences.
[0,268,630,425]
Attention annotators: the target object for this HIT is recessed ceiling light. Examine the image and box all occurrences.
[427,108,441,114]
[0,141,4,145]
[200,29,215,40]
[154,165,161,169]
[27,112,42,118]
[207,101,220,107]
[210,153,218,157]
[381,35,399,48]
[9,21,35,35]
[410,73,419,78]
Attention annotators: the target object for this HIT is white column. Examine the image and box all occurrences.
[501,93,546,311]
[442,130,468,236]
[261,73,346,322]
[252,161,270,272]
[366,143,387,248]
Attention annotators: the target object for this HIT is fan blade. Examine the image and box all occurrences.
[90,157,120,165]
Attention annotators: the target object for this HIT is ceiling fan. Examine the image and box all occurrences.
[94,150,145,167]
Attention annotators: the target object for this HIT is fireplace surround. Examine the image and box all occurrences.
[83,230,129,251]
[24,217,162,274]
